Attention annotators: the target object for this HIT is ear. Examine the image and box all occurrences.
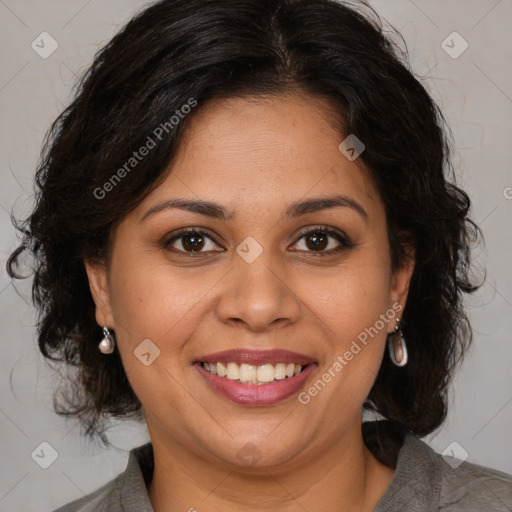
[84,259,115,329]
[388,244,415,330]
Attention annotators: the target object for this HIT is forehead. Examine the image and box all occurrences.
[138,94,383,219]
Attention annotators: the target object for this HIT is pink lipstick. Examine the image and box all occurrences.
[194,349,317,406]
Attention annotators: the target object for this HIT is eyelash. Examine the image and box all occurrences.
[163,225,352,257]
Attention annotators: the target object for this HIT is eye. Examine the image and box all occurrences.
[290,226,350,255]
[164,228,224,254]
[163,226,351,256]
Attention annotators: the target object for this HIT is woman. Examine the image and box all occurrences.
[7,0,512,510]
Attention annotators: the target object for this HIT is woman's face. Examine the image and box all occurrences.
[87,93,414,469]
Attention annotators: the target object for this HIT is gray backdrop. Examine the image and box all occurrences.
[0,1,511,511]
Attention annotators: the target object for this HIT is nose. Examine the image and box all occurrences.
[216,253,302,333]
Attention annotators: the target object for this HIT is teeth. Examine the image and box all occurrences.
[257,364,275,383]
[226,362,240,380]
[202,361,305,384]
[239,364,257,382]
[217,362,227,377]
[274,363,286,380]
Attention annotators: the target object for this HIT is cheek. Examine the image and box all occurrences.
[314,260,392,339]
[303,253,392,399]
[107,252,207,351]
[106,255,208,409]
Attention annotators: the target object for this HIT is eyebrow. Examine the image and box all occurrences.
[140,195,368,223]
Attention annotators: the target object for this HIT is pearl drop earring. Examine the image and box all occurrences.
[98,325,115,354]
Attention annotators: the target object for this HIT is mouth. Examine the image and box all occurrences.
[193,349,317,405]
[199,361,308,385]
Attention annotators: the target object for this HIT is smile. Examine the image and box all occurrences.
[201,361,305,384]
[194,349,317,405]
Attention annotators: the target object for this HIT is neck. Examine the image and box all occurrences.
[147,420,395,512]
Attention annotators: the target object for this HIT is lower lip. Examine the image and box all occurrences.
[195,363,317,406]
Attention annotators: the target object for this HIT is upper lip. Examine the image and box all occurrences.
[194,349,316,366]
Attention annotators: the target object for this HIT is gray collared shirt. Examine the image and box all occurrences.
[52,423,512,511]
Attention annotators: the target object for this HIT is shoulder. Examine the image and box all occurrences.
[50,443,154,512]
[50,476,124,512]
[398,432,512,511]
[366,421,512,512]
[434,449,512,510]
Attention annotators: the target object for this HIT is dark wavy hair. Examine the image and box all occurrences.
[7,0,481,447]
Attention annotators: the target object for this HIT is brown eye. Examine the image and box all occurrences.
[304,232,329,251]
[291,227,350,255]
[181,232,205,252]
[165,229,223,254]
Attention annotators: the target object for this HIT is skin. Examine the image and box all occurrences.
[86,92,415,512]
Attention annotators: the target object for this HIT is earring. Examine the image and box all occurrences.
[388,317,408,367]
[98,325,115,354]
